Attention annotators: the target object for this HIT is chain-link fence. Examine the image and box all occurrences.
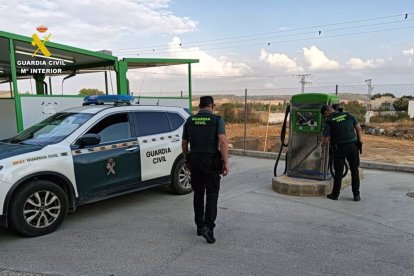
[192,84,414,165]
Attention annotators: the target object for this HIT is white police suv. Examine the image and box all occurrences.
[0,95,191,236]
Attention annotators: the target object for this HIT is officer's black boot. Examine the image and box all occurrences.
[197,226,206,236]
[327,193,338,200]
[202,228,216,244]
[353,192,361,201]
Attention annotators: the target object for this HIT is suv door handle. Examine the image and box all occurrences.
[125,146,139,152]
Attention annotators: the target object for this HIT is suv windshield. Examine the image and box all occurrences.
[8,112,93,146]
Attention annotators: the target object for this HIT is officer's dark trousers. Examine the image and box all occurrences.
[332,142,360,197]
[190,154,221,230]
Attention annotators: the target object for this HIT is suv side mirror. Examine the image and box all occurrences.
[75,134,101,147]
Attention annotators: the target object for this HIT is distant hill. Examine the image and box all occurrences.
[0,90,11,98]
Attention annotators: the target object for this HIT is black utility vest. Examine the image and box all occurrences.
[187,112,220,154]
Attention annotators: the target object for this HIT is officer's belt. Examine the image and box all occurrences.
[190,151,219,157]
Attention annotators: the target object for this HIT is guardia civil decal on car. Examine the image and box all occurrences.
[0,95,191,236]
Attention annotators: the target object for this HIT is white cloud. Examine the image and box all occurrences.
[303,46,339,70]
[164,37,251,76]
[0,0,197,49]
[128,36,251,80]
[259,49,303,73]
[126,36,252,93]
[403,48,414,56]
[346,58,385,70]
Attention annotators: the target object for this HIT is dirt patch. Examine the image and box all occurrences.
[365,122,414,140]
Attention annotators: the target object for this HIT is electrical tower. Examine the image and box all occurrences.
[365,79,373,124]
[296,74,313,93]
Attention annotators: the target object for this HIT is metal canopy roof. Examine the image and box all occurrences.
[0,30,117,61]
[0,30,199,80]
[0,31,117,80]
[123,58,199,69]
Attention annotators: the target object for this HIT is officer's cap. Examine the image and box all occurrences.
[199,96,215,107]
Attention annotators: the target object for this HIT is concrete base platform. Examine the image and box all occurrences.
[272,169,363,196]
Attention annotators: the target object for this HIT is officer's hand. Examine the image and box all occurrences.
[222,162,229,176]
[356,141,363,154]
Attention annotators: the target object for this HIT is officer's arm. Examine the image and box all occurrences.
[321,121,330,147]
[218,134,229,176]
[182,120,190,160]
[182,139,189,160]
[355,123,363,143]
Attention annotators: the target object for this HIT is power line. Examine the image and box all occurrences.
[118,25,414,56]
[116,18,414,54]
[133,71,293,78]
[181,18,414,49]
[112,13,413,53]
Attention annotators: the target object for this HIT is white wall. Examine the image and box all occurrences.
[268,113,286,123]
[0,99,17,139]
[408,100,414,119]
[134,97,189,108]
[20,96,84,129]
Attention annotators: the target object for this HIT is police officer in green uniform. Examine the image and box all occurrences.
[321,104,363,201]
[182,96,229,244]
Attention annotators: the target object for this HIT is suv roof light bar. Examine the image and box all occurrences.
[83,95,134,106]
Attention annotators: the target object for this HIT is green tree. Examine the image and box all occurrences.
[78,88,104,96]
[370,93,396,100]
[343,100,366,122]
[393,97,409,111]
[371,93,382,100]
[382,93,396,98]
[218,103,236,123]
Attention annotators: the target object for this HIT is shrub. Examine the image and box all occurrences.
[78,88,104,96]
[343,100,366,122]
[370,112,410,123]
[393,97,410,111]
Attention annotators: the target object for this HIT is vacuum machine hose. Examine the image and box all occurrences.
[328,145,349,179]
[274,104,290,177]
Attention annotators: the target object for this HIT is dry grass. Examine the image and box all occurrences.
[371,121,414,129]
[226,123,281,139]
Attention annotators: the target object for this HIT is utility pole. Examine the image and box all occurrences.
[296,74,312,93]
[365,79,373,124]
[243,88,248,154]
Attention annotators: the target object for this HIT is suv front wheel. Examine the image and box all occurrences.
[8,180,68,237]
[170,157,192,195]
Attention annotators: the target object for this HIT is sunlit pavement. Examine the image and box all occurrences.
[1,156,413,276]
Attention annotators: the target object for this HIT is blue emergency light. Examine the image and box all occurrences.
[83,95,134,105]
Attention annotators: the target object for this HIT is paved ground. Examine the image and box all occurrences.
[1,156,413,276]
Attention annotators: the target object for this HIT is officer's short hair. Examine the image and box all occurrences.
[320,104,330,114]
[199,96,215,108]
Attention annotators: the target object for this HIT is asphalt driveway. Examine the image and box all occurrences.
[1,156,413,275]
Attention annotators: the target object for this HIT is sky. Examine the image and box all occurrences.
[1,0,414,96]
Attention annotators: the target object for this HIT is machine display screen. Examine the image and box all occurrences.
[292,109,322,132]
